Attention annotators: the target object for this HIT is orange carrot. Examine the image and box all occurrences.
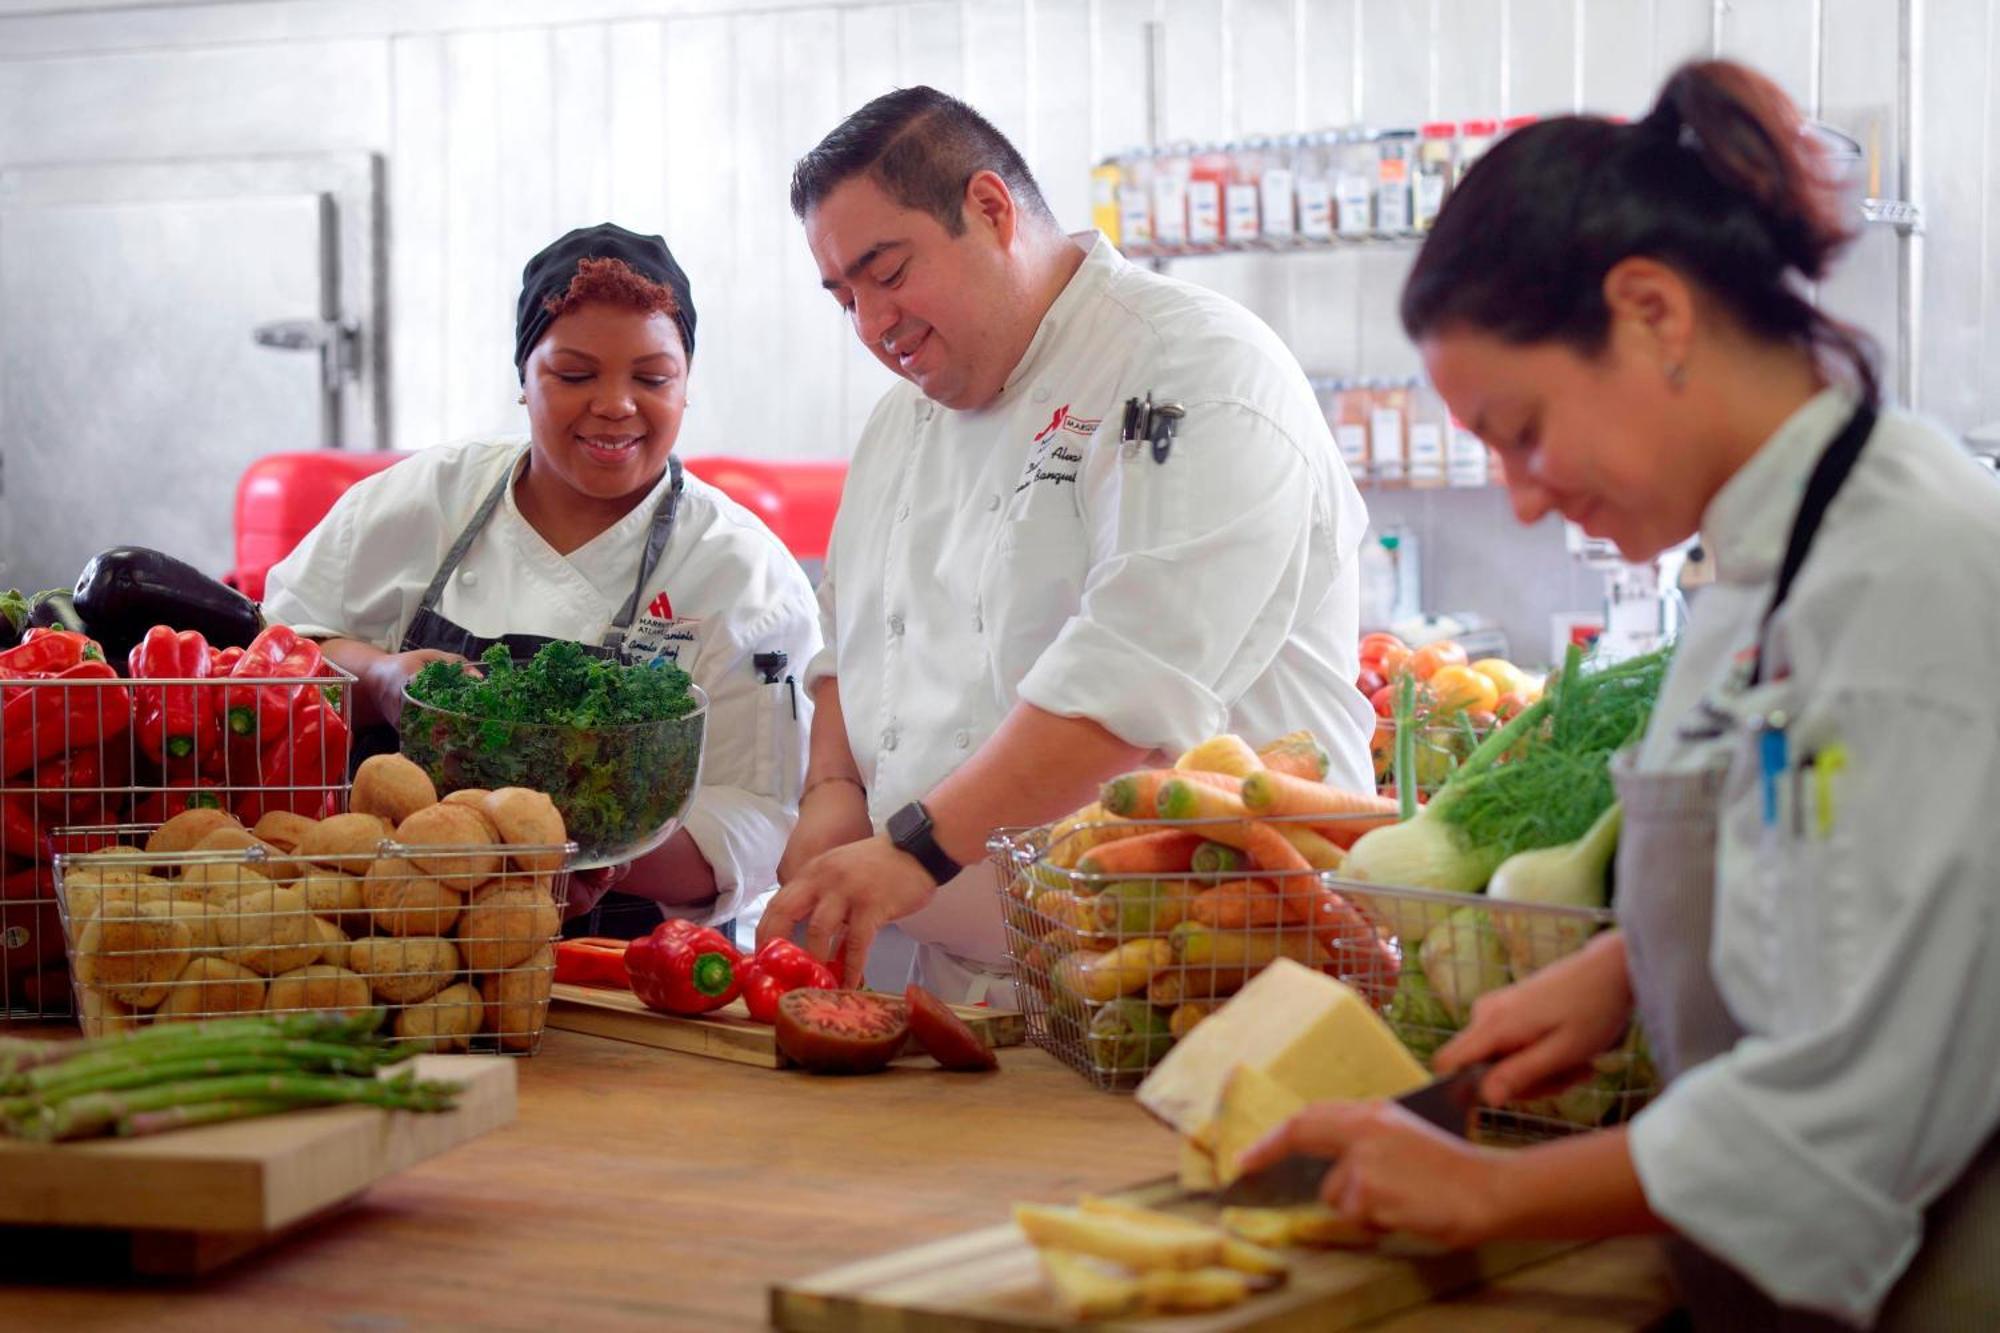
[1189,880,1287,930]
[1155,778,1253,823]
[1240,770,1400,819]
[1242,821,1312,874]
[1101,768,1240,819]
[1075,829,1205,877]
[1270,824,1344,870]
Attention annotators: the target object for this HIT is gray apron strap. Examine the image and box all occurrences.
[601,454,684,659]
[408,450,521,629]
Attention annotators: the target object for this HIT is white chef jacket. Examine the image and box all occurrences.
[261,440,821,927]
[1624,389,2000,1324]
[809,231,1374,995]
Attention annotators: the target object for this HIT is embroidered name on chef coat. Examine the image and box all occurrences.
[1015,403,1103,494]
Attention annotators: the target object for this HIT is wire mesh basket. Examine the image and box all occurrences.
[992,819,1655,1145]
[1,664,355,1022]
[48,822,572,1055]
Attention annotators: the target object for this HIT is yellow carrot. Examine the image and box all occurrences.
[1174,734,1263,777]
[1240,770,1400,820]
[1272,824,1344,870]
[1255,730,1331,781]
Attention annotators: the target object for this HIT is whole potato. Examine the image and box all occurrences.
[294,813,392,872]
[74,900,193,1008]
[394,982,484,1052]
[455,879,560,972]
[347,936,460,1004]
[266,963,373,1015]
[251,811,318,854]
[191,826,302,882]
[145,808,240,855]
[296,868,367,923]
[395,803,501,886]
[156,956,267,1022]
[479,944,554,1052]
[363,857,464,936]
[483,788,567,874]
[79,985,138,1037]
[351,753,438,826]
[176,861,273,904]
[63,870,173,925]
[212,886,321,976]
[309,915,350,970]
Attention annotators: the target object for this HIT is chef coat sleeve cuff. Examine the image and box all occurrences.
[1015,614,1228,751]
[675,783,798,928]
[1628,1061,1921,1324]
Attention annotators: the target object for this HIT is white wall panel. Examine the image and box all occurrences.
[1232,0,1301,134]
[900,0,965,94]
[1159,0,1227,141]
[551,24,615,232]
[1092,0,1159,155]
[390,32,448,450]
[1577,0,1655,118]
[440,28,508,441]
[1504,0,1577,116]
[1715,0,1818,112]
[1032,0,1096,229]
[965,0,1033,156]
[777,7,850,458]
[1298,0,1360,127]
[1357,0,1430,126]
[1435,0,1504,123]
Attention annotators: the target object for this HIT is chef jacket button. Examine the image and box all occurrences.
[953,730,970,750]
[985,493,1001,512]
[1032,386,1051,404]
[972,613,984,634]
[897,503,910,522]
[881,728,899,752]
[460,569,478,587]
[888,613,905,636]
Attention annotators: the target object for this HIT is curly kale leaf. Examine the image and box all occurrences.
[405,639,696,726]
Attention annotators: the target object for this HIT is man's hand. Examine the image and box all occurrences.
[1433,929,1635,1108]
[777,778,873,883]
[1236,1101,1509,1249]
[757,834,938,985]
[561,862,634,919]
[363,648,467,729]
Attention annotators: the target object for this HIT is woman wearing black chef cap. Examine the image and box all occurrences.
[262,223,822,936]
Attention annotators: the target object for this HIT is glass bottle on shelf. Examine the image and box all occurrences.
[1448,414,1489,487]
[1332,378,1371,480]
[1225,139,1264,244]
[1455,118,1498,189]
[1187,143,1229,246]
[1116,148,1154,249]
[1151,143,1190,248]
[1374,130,1417,235]
[1259,136,1297,242]
[1334,130,1376,239]
[1413,122,1455,232]
[1296,132,1336,241]
[1090,158,1123,246]
[1406,379,1449,486]
[1368,378,1409,485]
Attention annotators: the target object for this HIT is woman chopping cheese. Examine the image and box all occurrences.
[261,223,820,936]
[1240,62,2000,1328]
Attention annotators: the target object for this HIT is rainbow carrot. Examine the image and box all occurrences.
[1075,829,1205,877]
[1101,768,1241,819]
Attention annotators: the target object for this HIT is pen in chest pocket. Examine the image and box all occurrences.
[1759,713,1788,829]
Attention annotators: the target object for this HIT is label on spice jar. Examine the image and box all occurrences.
[1335,173,1373,236]
[1448,424,1488,486]
[1298,178,1335,238]
[1224,183,1260,241]
[1335,423,1368,471]
[1370,408,1406,480]
[1408,423,1445,482]
[1117,185,1152,246]
[1187,178,1222,244]
[1152,177,1188,245]
[1260,168,1296,236]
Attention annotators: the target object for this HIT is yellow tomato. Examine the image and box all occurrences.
[1427,664,1501,715]
[1408,640,1468,681]
[1470,658,1526,697]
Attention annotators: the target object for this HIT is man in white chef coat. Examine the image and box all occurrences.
[757,87,1375,999]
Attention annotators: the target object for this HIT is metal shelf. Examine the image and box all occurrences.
[1123,233,1426,260]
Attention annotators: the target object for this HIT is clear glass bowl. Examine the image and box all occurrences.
[397,685,707,871]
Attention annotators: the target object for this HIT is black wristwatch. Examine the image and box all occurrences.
[886,801,964,886]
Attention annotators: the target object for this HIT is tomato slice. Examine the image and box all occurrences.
[904,984,999,1072]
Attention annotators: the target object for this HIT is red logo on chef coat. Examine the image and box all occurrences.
[647,591,673,620]
[1033,404,1069,443]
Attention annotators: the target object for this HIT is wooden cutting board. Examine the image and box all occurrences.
[546,982,1026,1068]
[769,1178,1575,1332]
[0,1055,515,1242]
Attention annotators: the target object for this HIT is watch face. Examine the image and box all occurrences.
[888,802,927,843]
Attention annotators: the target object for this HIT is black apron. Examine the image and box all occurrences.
[1621,398,2000,1328]
[379,450,696,942]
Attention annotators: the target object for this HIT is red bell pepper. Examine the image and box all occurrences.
[128,625,214,766]
[0,629,97,678]
[554,937,634,989]
[0,792,47,863]
[1,862,65,974]
[194,645,248,779]
[739,938,840,1024]
[235,683,349,825]
[626,919,742,1016]
[0,659,131,779]
[222,626,322,740]
[132,777,227,826]
[33,740,133,830]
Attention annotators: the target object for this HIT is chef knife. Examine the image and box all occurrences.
[1214,1063,1491,1209]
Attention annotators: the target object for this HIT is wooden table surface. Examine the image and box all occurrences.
[0,1027,1681,1332]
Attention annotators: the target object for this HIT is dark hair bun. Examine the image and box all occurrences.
[1645,61,1852,281]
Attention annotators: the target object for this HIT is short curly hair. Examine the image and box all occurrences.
[542,256,681,325]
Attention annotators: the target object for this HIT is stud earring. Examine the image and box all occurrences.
[517,392,527,405]
[1666,362,1688,390]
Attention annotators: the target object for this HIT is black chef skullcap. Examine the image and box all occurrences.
[514,222,696,380]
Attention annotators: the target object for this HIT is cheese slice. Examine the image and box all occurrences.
[1210,1063,1306,1185]
[1137,959,1428,1136]
[1178,1139,1219,1192]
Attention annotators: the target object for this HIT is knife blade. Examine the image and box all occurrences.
[1214,1063,1490,1209]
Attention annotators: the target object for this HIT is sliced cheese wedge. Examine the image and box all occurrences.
[1210,1063,1307,1185]
[1137,958,1428,1136]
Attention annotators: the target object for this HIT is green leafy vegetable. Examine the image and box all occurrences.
[0,588,28,645]
[399,642,704,864]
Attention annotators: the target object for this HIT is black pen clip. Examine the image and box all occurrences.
[1119,393,1186,463]
[752,650,789,685]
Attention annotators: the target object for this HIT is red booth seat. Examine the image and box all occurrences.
[228,450,845,601]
